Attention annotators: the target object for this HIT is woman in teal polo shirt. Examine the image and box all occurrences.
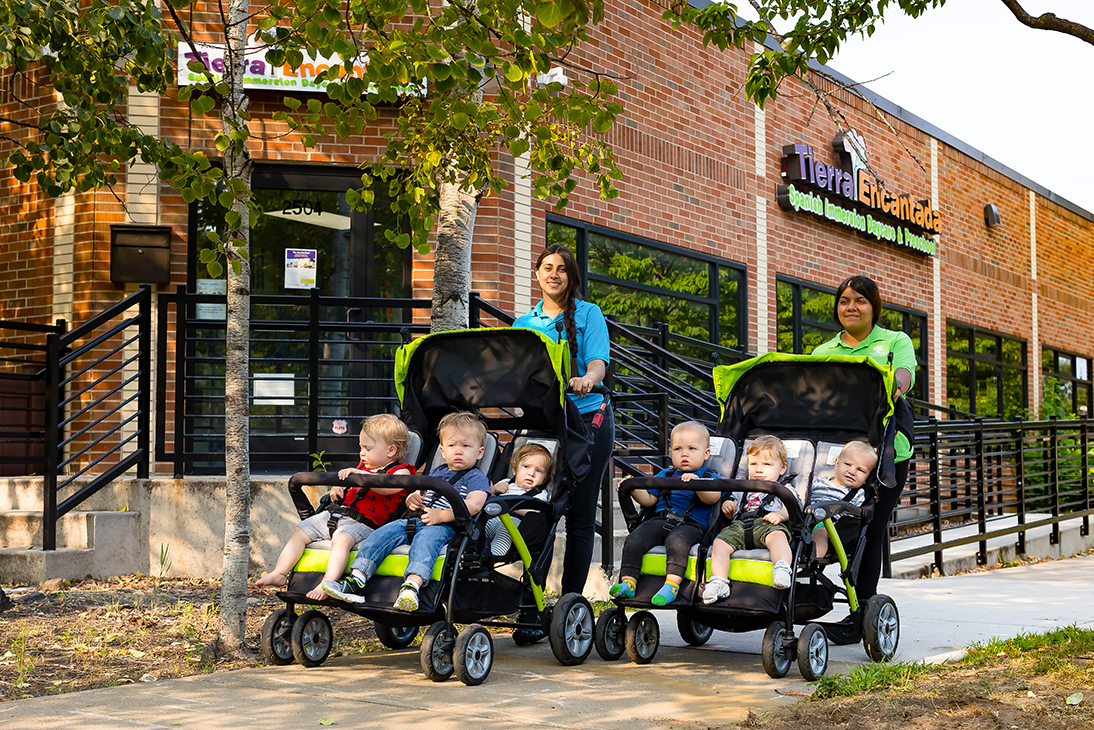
[512,245,614,612]
[812,275,916,606]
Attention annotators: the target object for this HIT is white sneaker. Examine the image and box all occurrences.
[772,560,793,589]
[702,576,731,605]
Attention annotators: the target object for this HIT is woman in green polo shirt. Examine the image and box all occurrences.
[812,275,916,606]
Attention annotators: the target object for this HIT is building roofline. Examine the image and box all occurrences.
[685,0,1094,224]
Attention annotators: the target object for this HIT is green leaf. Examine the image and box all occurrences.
[451,112,469,130]
[1066,692,1083,706]
[206,260,223,278]
[503,63,524,83]
[318,720,334,726]
[214,134,231,151]
[537,1,567,29]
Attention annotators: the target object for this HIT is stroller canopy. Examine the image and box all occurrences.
[394,328,591,495]
[713,353,895,447]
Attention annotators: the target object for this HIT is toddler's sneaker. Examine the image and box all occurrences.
[322,575,367,604]
[772,560,793,589]
[393,581,420,611]
[701,576,730,604]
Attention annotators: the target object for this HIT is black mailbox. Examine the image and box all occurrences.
[110,225,172,283]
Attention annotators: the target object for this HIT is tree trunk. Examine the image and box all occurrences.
[430,178,482,333]
[215,0,254,658]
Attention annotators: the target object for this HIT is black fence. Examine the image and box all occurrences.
[896,415,1091,574]
[0,286,151,550]
[0,318,66,477]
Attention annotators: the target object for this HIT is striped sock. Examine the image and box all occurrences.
[651,579,680,606]
[610,577,636,599]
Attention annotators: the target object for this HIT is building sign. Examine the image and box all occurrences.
[176,41,422,95]
[776,132,939,255]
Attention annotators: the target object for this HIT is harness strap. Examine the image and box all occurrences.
[406,468,473,541]
[327,463,414,536]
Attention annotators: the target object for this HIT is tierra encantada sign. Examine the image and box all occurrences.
[776,132,940,255]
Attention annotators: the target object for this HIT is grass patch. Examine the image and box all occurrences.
[962,625,1094,683]
[810,660,933,699]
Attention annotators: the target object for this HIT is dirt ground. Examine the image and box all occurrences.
[0,576,386,701]
[1,574,1091,730]
[732,661,1094,730]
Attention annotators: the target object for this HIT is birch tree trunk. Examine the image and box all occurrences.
[215,0,254,657]
[431,178,483,333]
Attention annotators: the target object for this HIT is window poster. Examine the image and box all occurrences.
[285,249,317,289]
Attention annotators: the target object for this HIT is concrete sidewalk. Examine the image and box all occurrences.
[4,556,1092,730]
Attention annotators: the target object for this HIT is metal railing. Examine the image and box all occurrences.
[893,415,1092,574]
[32,287,151,550]
[0,318,67,476]
[156,285,432,476]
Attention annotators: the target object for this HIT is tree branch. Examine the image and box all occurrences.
[997,0,1094,46]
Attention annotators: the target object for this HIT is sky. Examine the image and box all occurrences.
[823,0,1094,213]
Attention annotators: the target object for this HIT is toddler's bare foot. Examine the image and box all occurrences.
[255,572,287,588]
[307,585,333,601]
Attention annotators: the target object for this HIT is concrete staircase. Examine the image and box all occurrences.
[0,477,145,584]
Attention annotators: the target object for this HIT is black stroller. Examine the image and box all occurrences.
[259,328,600,684]
[597,353,902,679]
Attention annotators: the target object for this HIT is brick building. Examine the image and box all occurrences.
[2,0,1091,477]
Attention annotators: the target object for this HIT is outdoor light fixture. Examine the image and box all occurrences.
[536,67,568,88]
[984,204,1002,228]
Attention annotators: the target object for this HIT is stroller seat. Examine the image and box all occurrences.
[623,437,737,606]
[714,438,816,588]
[287,430,497,581]
[294,544,449,584]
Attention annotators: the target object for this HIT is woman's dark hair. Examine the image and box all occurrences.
[534,245,582,361]
[833,275,883,327]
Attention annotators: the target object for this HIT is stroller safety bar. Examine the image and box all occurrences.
[286,471,477,525]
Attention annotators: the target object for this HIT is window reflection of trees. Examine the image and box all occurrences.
[546,220,744,358]
[946,324,1027,419]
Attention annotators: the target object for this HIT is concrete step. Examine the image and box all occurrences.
[0,509,143,550]
[0,510,144,583]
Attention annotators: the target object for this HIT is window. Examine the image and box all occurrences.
[546,217,747,355]
[1041,347,1092,417]
[776,276,929,405]
[946,323,1027,419]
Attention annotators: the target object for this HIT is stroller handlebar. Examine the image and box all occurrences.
[620,477,806,526]
[286,471,478,525]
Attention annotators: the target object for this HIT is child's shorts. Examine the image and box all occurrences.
[298,511,373,545]
[717,519,790,548]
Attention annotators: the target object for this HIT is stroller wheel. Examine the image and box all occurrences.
[797,624,829,681]
[291,609,333,667]
[594,606,627,660]
[454,624,494,686]
[375,622,419,650]
[676,614,714,646]
[761,621,792,678]
[420,621,456,681]
[260,608,296,665]
[862,594,900,662]
[549,593,594,666]
[625,611,660,665]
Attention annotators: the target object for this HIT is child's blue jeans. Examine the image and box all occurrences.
[348,518,455,584]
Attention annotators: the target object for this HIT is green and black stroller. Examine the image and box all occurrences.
[260,328,600,684]
[599,353,901,679]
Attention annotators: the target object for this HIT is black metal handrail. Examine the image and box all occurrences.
[0,318,67,473]
[41,285,151,549]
